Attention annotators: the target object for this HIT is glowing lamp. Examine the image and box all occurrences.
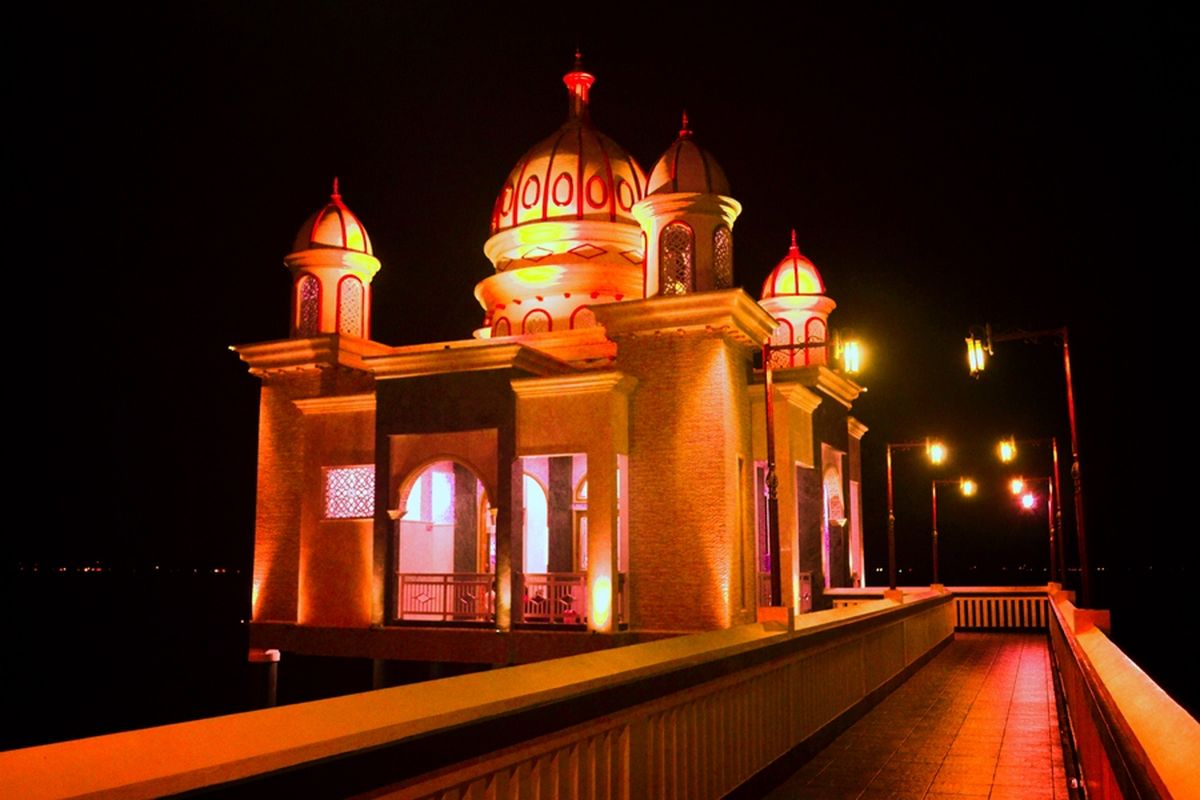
[960,478,977,497]
[998,437,1017,463]
[1021,492,1036,510]
[967,335,987,376]
[927,440,947,465]
[592,575,612,629]
[1009,477,1025,495]
[839,338,863,375]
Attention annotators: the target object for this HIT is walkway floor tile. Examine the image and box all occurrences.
[764,633,1067,800]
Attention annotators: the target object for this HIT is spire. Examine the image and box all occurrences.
[331,176,342,201]
[789,228,799,254]
[679,110,692,138]
[563,48,595,120]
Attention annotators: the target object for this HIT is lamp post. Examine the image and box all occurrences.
[886,439,947,590]
[967,325,1090,605]
[997,436,1065,584]
[761,331,862,604]
[1012,475,1056,584]
[931,478,975,585]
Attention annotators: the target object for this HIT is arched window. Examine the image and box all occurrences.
[491,317,511,337]
[805,317,827,366]
[570,306,597,329]
[522,309,552,334]
[660,222,694,295]
[769,318,795,369]
[338,276,364,337]
[297,274,320,336]
[713,225,733,289]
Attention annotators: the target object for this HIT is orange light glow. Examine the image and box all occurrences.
[592,574,612,629]
[1010,477,1025,495]
[960,478,977,497]
[511,265,565,285]
[927,440,947,465]
[998,437,1017,463]
[1021,492,1036,510]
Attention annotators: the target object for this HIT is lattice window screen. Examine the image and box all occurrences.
[660,223,694,295]
[339,277,363,337]
[713,226,733,288]
[323,465,375,519]
[298,275,319,336]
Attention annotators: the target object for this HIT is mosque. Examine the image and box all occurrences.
[235,56,868,668]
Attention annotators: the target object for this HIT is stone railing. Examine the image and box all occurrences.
[2,592,955,799]
[1048,592,1199,800]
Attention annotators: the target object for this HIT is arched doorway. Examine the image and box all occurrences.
[395,460,494,622]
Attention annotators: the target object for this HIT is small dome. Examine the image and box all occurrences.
[647,113,730,196]
[761,231,827,298]
[293,178,373,255]
[490,55,647,235]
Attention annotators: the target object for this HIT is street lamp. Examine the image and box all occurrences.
[760,329,864,604]
[968,325,1090,605]
[996,436,1065,585]
[886,438,948,590]
[931,478,976,585]
[1012,475,1056,585]
[998,437,1017,464]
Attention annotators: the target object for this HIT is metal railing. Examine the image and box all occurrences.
[396,573,494,622]
[952,587,1048,630]
[522,572,587,625]
[827,586,1050,631]
[1048,593,1198,800]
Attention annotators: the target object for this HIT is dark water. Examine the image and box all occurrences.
[3,567,1194,751]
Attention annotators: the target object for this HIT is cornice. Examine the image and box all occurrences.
[590,289,776,347]
[367,341,575,380]
[848,417,870,440]
[293,394,376,415]
[511,371,637,399]
[748,383,823,415]
[232,335,391,376]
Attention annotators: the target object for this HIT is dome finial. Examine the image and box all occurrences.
[331,176,341,200]
[679,109,692,138]
[789,228,799,252]
[563,48,595,120]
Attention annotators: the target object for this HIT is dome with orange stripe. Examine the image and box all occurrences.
[489,54,647,235]
[292,178,373,255]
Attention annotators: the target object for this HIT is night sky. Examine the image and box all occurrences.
[17,4,1193,584]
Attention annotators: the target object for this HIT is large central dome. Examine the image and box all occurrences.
[489,56,647,235]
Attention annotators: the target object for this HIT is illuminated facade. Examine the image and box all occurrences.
[235,58,867,667]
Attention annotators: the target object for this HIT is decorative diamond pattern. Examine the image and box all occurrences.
[619,249,644,264]
[521,246,554,262]
[569,243,606,259]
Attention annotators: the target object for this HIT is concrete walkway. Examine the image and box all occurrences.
[765,633,1069,799]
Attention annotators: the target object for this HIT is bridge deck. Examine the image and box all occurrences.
[766,633,1068,800]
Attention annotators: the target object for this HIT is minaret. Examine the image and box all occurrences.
[759,230,837,367]
[284,178,381,339]
[633,112,741,296]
